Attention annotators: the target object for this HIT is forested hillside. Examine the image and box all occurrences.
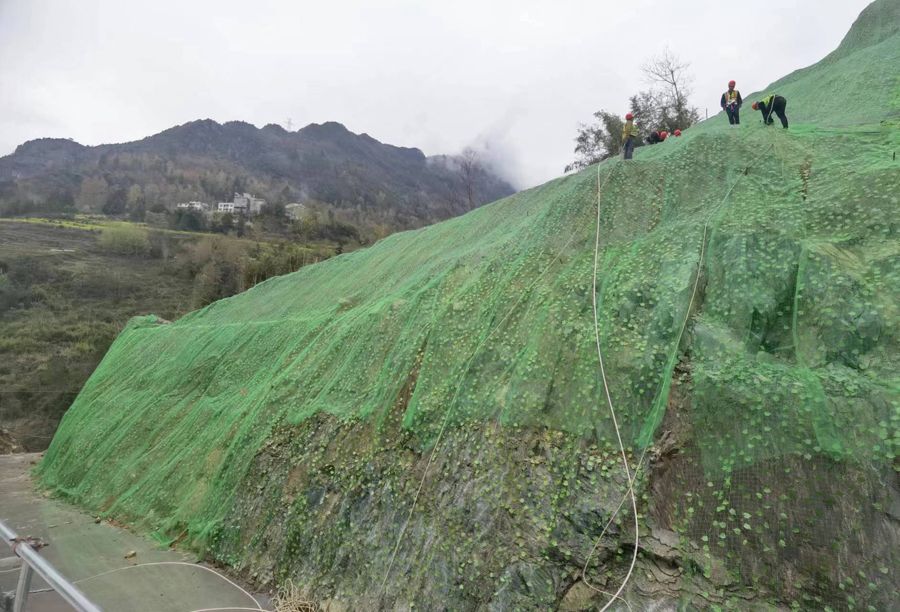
[1,121,516,451]
[0,120,514,230]
[0,218,336,451]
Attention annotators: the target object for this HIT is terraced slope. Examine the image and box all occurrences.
[39,1,899,609]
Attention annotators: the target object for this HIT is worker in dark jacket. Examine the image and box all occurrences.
[720,80,742,125]
[752,95,788,128]
[646,130,668,145]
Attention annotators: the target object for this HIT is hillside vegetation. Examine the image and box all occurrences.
[0,120,514,231]
[38,1,899,609]
[0,218,335,450]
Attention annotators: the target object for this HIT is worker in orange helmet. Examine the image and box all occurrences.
[720,80,743,125]
[622,112,638,160]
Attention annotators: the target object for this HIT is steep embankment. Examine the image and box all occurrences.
[39,1,899,609]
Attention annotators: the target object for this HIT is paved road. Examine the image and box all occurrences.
[0,453,271,612]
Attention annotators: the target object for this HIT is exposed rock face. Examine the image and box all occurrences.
[0,427,24,454]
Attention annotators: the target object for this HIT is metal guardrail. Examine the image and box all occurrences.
[0,518,101,612]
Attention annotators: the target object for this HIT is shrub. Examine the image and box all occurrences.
[97,225,151,256]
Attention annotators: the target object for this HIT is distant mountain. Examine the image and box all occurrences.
[0,120,515,228]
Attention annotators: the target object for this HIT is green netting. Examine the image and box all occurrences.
[38,1,899,609]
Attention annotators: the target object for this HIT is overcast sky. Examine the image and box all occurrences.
[0,0,872,188]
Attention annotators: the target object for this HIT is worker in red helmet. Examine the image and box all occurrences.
[720,80,743,125]
[674,129,682,137]
[646,130,667,145]
[622,112,638,160]
[752,94,789,128]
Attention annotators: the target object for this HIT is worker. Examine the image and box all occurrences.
[720,80,743,125]
[752,95,789,128]
[674,129,682,137]
[622,113,638,160]
[646,130,668,145]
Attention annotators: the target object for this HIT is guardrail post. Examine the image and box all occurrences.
[12,564,32,612]
[0,519,101,611]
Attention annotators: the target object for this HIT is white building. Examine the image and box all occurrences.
[176,201,210,212]
[218,193,266,215]
[285,202,307,220]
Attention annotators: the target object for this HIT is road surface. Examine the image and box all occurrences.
[0,453,271,612]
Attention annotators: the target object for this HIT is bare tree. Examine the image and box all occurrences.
[642,48,690,102]
[641,47,700,129]
[459,147,480,208]
[566,48,700,173]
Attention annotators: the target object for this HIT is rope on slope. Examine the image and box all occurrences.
[377,164,621,600]
[583,157,639,612]
[37,140,779,612]
[71,561,268,612]
[582,141,775,610]
[188,608,271,612]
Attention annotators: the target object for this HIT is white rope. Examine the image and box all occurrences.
[581,142,776,608]
[592,586,635,612]
[72,561,265,611]
[189,608,271,612]
[60,143,775,612]
[378,178,606,597]
[582,160,640,611]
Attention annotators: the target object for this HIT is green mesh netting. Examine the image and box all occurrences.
[38,1,899,609]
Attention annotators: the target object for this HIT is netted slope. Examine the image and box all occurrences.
[39,2,899,609]
[733,0,900,127]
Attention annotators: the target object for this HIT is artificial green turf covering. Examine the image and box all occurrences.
[39,1,899,608]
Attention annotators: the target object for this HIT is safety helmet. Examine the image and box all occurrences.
[659,131,668,140]
[674,129,682,137]
[625,113,634,120]
[728,80,736,88]
[752,102,759,110]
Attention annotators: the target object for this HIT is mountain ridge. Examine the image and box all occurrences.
[0,119,515,229]
[6,120,432,169]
